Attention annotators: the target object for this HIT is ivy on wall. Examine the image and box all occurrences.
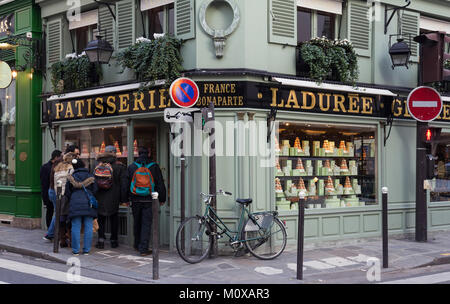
[299,37,359,85]
[50,53,102,94]
[116,34,183,87]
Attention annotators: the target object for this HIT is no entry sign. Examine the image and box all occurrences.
[407,86,443,122]
[169,77,200,108]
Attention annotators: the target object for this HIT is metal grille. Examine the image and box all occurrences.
[105,212,128,236]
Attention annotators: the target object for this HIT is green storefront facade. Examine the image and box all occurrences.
[0,0,42,229]
[37,0,450,251]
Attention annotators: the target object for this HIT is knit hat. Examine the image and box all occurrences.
[105,145,116,153]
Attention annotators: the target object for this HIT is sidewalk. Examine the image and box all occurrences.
[0,224,449,284]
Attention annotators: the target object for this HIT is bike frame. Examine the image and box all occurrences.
[201,201,271,244]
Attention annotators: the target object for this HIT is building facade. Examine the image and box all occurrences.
[0,0,42,229]
[37,0,450,250]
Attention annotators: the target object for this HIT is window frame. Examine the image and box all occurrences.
[71,24,98,55]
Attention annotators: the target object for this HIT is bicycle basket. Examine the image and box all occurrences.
[244,212,274,232]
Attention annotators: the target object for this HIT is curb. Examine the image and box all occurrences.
[415,256,450,268]
[0,243,67,264]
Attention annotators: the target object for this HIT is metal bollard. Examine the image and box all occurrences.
[53,182,62,253]
[382,187,389,268]
[297,192,306,280]
[152,192,160,280]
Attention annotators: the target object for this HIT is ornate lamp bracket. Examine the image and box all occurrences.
[199,0,240,58]
[384,0,411,34]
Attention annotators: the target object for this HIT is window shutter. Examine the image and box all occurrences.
[0,49,15,63]
[268,0,296,45]
[47,19,62,66]
[116,0,135,49]
[98,5,115,47]
[401,11,419,59]
[175,0,195,40]
[348,1,371,57]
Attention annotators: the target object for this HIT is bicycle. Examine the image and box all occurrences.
[176,189,287,264]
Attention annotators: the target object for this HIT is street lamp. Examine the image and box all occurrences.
[84,34,114,64]
[389,38,411,69]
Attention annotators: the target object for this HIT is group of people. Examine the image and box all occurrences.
[39,144,166,256]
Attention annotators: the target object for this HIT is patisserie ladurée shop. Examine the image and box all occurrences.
[275,122,376,211]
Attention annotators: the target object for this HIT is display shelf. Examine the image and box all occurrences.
[277,155,374,160]
[277,175,374,180]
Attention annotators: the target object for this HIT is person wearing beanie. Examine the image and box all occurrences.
[65,158,98,255]
[94,145,128,249]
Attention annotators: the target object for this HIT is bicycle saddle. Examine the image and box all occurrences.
[236,198,252,205]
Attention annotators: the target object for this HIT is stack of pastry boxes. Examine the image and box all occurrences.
[275,138,364,210]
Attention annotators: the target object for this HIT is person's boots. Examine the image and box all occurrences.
[95,238,105,249]
[59,227,68,248]
[111,240,119,248]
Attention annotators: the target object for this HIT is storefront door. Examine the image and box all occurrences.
[133,119,171,247]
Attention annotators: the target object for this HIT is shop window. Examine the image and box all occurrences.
[133,122,158,162]
[297,8,336,44]
[275,122,376,211]
[62,124,127,172]
[148,3,174,38]
[430,133,450,202]
[0,80,15,186]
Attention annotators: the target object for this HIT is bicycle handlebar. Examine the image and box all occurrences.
[200,189,233,199]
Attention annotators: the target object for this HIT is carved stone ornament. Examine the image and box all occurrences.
[199,0,240,58]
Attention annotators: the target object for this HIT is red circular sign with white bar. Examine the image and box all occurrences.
[407,86,443,122]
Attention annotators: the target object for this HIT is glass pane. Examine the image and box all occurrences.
[430,133,450,202]
[62,124,127,173]
[134,122,158,162]
[317,13,335,39]
[75,26,89,55]
[297,9,311,43]
[168,4,174,35]
[275,122,377,211]
[0,80,15,186]
[149,6,165,38]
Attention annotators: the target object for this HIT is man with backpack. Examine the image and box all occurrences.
[128,146,166,256]
[94,145,128,249]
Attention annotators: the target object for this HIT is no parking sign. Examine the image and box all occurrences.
[169,77,200,108]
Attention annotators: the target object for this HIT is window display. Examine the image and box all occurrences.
[0,80,15,186]
[430,133,450,202]
[62,124,127,172]
[275,122,376,210]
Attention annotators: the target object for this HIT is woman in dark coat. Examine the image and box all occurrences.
[65,159,98,255]
[94,145,128,249]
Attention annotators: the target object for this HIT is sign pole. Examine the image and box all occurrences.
[382,187,389,268]
[208,101,218,258]
[416,121,428,242]
[297,193,306,280]
[180,152,185,253]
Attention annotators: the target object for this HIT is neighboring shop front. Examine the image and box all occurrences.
[0,0,42,229]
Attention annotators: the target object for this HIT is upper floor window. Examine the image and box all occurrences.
[297,8,336,44]
[148,3,174,38]
[68,10,99,55]
[73,24,98,55]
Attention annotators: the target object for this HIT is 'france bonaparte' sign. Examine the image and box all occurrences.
[43,81,446,123]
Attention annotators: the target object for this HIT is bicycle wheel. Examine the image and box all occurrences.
[243,216,287,260]
[176,216,213,264]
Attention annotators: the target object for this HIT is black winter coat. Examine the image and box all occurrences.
[65,168,98,219]
[40,160,53,206]
[94,153,128,216]
[127,156,166,203]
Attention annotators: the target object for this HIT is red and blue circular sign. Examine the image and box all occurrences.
[169,77,200,108]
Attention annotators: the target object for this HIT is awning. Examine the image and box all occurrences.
[271,77,397,97]
[420,16,450,34]
[297,0,343,15]
[69,10,98,30]
[140,0,173,11]
[46,80,165,102]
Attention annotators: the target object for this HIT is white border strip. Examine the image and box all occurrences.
[271,77,397,96]
[46,80,166,102]
[141,0,174,11]
[297,0,343,15]
[69,10,98,30]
